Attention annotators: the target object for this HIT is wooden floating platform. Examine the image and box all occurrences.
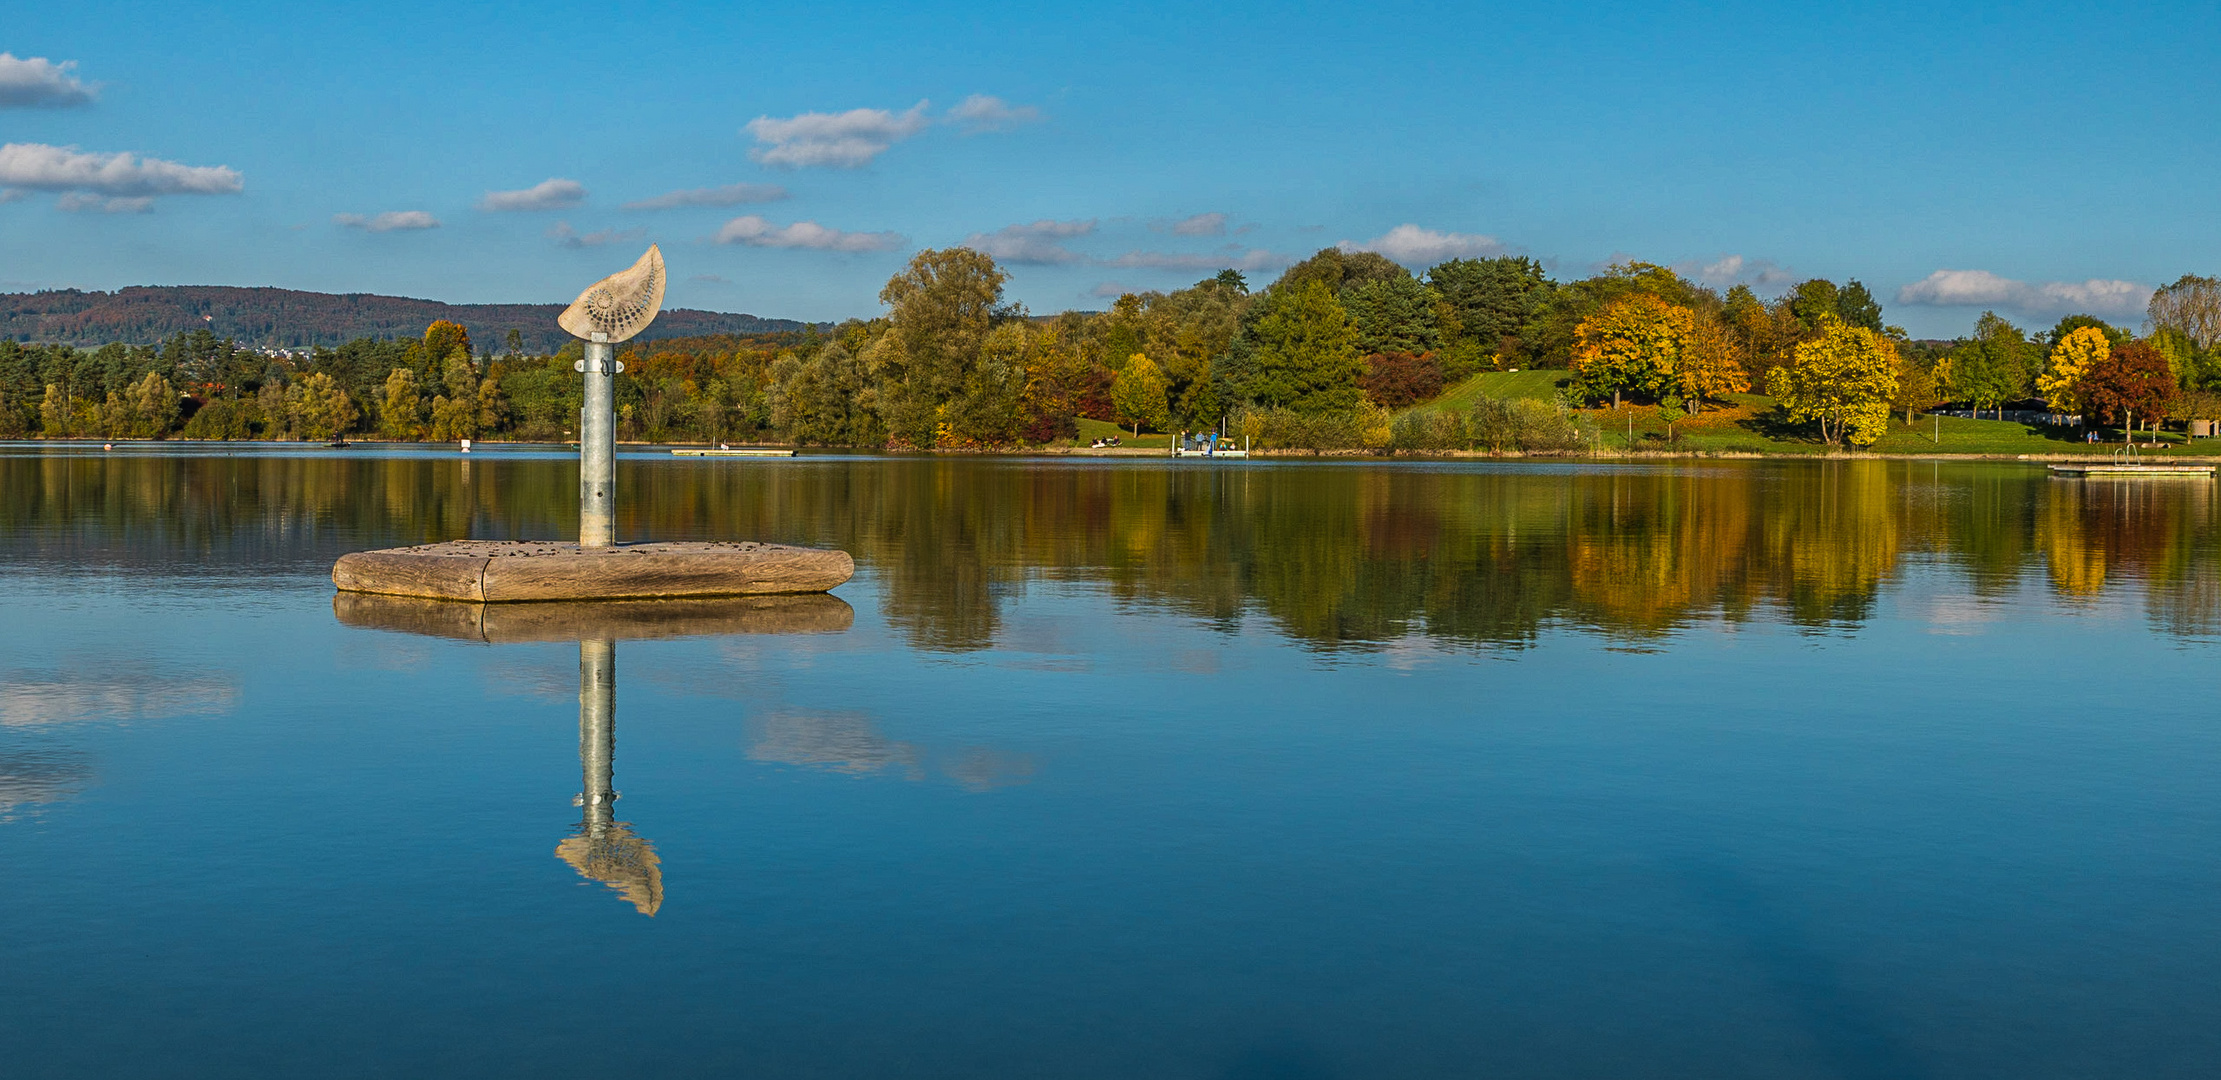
[671,448,797,457]
[2048,463,2216,478]
[334,591,853,642]
[332,540,854,602]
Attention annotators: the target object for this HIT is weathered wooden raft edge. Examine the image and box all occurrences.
[332,541,855,602]
[334,591,856,642]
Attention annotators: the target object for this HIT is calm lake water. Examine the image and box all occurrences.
[3,444,2217,1079]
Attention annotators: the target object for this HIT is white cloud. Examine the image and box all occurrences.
[0,53,96,108]
[1896,269,2152,318]
[334,210,440,233]
[948,94,1042,134]
[0,142,241,197]
[745,102,931,169]
[1677,253,1796,289]
[0,188,28,204]
[623,182,788,211]
[713,214,904,252]
[1337,224,1505,266]
[1090,282,1134,298]
[1157,212,1228,237]
[1105,248,1290,272]
[55,192,151,214]
[964,219,1096,264]
[478,177,585,212]
[548,221,646,248]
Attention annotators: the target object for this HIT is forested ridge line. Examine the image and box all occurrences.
[0,285,811,353]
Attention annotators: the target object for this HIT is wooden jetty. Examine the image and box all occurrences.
[672,448,797,457]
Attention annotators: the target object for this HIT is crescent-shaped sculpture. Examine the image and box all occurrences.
[559,244,665,342]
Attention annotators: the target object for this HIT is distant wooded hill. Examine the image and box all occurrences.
[0,286,814,352]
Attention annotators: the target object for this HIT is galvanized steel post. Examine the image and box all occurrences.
[579,335,616,548]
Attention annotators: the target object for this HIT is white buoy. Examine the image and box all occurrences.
[460,438,472,454]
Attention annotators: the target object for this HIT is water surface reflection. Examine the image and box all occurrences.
[338,591,854,915]
[8,451,2218,648]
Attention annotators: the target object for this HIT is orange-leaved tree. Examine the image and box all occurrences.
[424,320,472,363]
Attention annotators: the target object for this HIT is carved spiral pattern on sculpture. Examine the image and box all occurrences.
[558,245,667,343]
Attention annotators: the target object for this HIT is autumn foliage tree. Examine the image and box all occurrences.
[1359,351,1445,408]
[1765,315,1899,447]
[1890,349,1945,424]
[2081,340,2176,436]
[2037,325,2109,416]
[1676,313,1749,411]
[1572,294,1693,407]
[876,247,1011,447]
[285,372,359,441]
[1017,329,1093,442]
[1111,353,1171,435]
[126,371,180,437]
[423,320,472,363]
[379,368,422,439]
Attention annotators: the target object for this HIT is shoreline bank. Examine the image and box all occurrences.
[11,437,2218,465]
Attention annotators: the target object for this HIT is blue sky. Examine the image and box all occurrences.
[2,0,2216,337]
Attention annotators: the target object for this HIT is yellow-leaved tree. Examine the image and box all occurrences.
[1765,315,1900,447]
[379,368,422,440]
[1111,353,1170,436]
[1678,312,1750,412]
[287,373,359,442]
[1572,294,1693,408]
[2037,325,2108,416]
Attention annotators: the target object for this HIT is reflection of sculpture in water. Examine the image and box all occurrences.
[555,638,662,915]
[332,592,855,916]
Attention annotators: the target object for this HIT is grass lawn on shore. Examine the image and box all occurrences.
[1077,374,2218,457]
[1416,369,1570,414]
[1075,417,1174,448]
[1590,394,2207,455]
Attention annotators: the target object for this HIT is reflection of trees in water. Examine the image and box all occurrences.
[9,453,2221,648]
[0,453,574,574]
[2039,477,2221,635]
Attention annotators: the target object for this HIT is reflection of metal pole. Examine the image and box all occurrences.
[559,636,661,915]
[580,336,616,548]
[579,637,615,835]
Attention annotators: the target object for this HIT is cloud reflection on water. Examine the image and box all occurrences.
[0,662,237,727]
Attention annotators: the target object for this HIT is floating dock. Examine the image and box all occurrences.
[2047,462,2216,478]
[333,540,854,602]
[672,448,797,457]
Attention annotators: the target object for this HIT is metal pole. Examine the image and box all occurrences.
[580,335,616,547]
[579,638,616,838]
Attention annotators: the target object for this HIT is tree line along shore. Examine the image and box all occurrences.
[3,248,2218,456]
